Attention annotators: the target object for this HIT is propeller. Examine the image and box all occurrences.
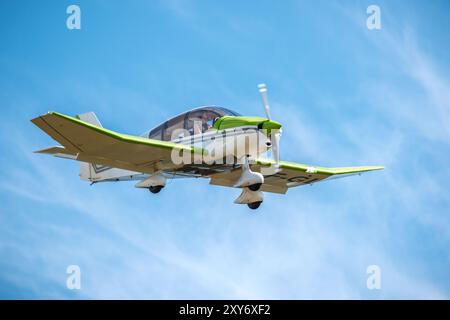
[257,83,281,172]
[258,83,271,120]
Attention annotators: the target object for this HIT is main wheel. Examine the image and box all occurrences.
[248,183,262,191]
[247,201,262,210]
[149,185,163,194]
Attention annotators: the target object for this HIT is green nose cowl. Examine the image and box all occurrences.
[259,119,282,130]
[213,116,282,130]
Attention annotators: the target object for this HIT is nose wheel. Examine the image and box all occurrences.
[149,185,164,194]
[248,183,262,191]
[247,201,262,210]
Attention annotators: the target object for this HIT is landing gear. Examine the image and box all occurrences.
[233,157,264,209]
[137,174,166,194]
[233,155,264,189]
[149,185,164,194]
[248,183,262,191]
[247,201,262,210]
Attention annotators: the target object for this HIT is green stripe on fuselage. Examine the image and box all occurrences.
[213,116,282,130]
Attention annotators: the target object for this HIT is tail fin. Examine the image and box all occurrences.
[77,112,139,182]
[77,111,103,127]
[77,112,138,182]
[78,112,106,181]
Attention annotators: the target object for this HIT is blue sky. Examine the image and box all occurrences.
[0,0,449,299]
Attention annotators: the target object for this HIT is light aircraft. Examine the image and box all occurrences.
[31,84,383,210]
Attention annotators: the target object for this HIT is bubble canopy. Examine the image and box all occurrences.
[145,106,241,141]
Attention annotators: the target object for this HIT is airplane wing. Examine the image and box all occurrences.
[210,158,384,194]
[31,112,203,174]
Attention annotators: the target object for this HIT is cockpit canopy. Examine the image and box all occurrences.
[146,106,241,141]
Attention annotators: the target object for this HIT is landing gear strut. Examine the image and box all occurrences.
[233,156,264,210]
[149,185,164,194]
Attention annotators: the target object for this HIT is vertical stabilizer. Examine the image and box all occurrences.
[77,112,139,182]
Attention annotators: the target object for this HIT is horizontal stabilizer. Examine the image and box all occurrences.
[34,146,78,160]
[34,146,76,156]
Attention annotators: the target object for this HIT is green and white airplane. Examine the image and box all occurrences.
[31,84,383,209]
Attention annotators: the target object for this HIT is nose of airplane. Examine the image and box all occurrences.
[213,116,282,130]
[258,119,282,130]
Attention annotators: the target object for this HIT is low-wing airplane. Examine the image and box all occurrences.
[31,84,383,209]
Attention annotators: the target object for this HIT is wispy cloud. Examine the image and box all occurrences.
[1,1,449,299]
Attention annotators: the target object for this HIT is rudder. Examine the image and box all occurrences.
[78,112,103,181]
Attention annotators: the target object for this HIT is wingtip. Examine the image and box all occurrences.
[30,111,56,121]
[358,166,385,172]
[327,165,385,175]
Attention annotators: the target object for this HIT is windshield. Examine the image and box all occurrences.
[146,106,241,141]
